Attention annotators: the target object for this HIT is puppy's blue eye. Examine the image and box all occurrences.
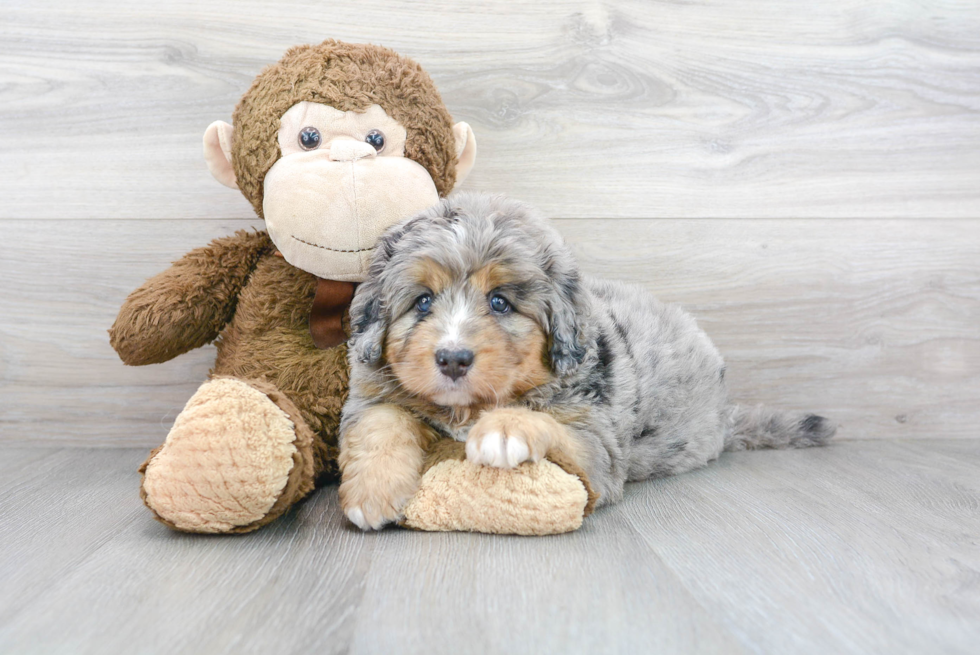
[415,294,433,313]
[489,294,510,314]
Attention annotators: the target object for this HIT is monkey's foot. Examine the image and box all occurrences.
[140,377,316,533]
[401,440,599,536]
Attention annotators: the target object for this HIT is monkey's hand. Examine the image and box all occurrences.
[109,230,273,366]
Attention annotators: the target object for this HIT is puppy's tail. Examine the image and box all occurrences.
[723,404,836,452]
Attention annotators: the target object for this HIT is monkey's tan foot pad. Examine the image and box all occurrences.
[140,377,315,534]
[401,441,598,536]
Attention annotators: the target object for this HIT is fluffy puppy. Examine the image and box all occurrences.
[338,192,835,530]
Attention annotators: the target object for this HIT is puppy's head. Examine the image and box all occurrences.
[349,192,587,409]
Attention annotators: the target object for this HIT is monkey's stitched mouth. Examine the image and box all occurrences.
[290,235,377,253]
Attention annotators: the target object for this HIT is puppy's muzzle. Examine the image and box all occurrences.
[435,348,474,381]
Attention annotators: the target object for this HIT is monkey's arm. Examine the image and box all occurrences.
[109,230,273,366]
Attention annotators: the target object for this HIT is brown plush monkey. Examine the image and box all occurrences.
[110,40,593,535]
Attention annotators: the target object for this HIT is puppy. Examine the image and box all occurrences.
[338,192,835,530]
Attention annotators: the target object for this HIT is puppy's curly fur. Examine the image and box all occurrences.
[339,192,836,530]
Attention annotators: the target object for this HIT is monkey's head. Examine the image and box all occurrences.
[203,40,476,282]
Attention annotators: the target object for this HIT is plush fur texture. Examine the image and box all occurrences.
[114,41,571,535]
[232,40,459,217]
[209,242,349,480]
[111,231,347,488]
[402,441,593,536]
[110,231,274,366]
[140,377,314,533]
[341,192,837,520]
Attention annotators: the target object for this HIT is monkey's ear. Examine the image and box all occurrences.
[203,121,238,189]
[452,122,477,189]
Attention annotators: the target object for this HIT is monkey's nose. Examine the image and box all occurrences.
[435,349,474,381]
[328,140,378,162]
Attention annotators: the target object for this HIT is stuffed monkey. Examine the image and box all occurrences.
[110,40,594,535]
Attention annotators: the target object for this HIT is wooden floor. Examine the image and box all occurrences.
[1,440,977,654]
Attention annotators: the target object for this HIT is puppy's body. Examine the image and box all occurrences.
[339,193,834,529]
[549,276,731,504]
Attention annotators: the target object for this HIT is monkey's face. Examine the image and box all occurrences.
[203,43,478,283]
[260,102,441,281]
[205,98,476,283]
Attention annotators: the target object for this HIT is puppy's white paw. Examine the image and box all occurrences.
[346,507,370,530]
[344,504,398,531]
[465,407,562,469]
[340,474,413,531]
[466,429,533,469]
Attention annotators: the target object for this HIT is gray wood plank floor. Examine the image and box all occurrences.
[1,440,977,655]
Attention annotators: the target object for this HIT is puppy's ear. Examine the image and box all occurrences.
[348,219,421,365]
[349,284,385,365]
[547,268,588,377]
[350,200,454,365]
[349,230,400,365]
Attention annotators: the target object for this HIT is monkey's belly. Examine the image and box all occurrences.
[211,253,350,447]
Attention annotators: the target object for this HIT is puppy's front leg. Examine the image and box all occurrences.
[466,407,586,470]
[339,404,434,530]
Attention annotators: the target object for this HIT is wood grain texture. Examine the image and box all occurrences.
[2,3,978,653]
[1,218,977,446]
[621,440,980,655]
[0,441,977,654]
[562,218,980,440]
[0,449,146,628]
[0,219,264,447]
[1,1,979,219]
[0,449,373,654]
[348,504,740,654]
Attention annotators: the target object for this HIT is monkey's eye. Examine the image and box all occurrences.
[415,293,433,314]
[489,294,511,314]
[365,129,385,152]
[298,127,321,151]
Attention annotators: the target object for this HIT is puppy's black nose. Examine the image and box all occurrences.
[435,348,474,381]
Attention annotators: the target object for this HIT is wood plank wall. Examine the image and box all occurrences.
[1,1,978,446]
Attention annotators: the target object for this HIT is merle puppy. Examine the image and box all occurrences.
[338,192,835,530]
